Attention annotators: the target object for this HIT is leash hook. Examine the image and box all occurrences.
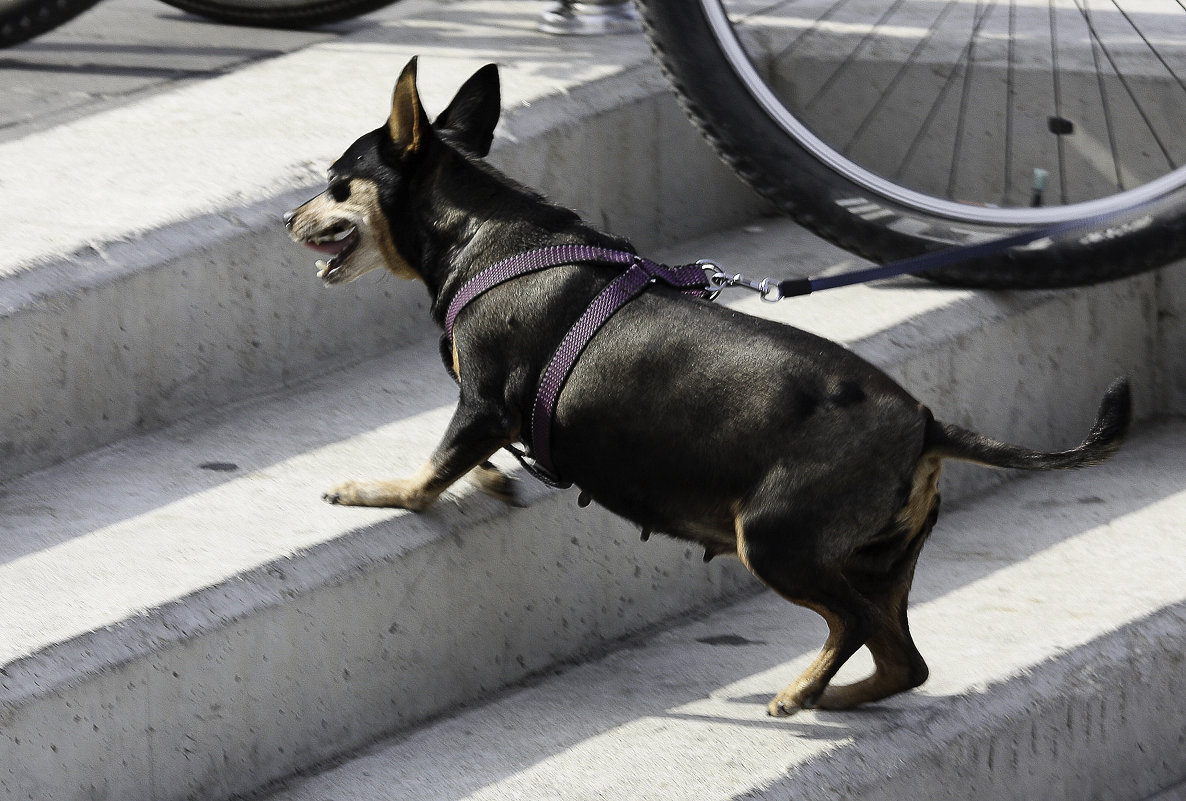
[697,259,730,301]
[697,259,783,303]
[758,277,784,303]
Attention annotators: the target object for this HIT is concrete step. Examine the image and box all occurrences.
[254,415,1186,801]
[0,0,763,483]
[1150,780,1186,801]
[3,207,1183,800]
[4,2,1186,799]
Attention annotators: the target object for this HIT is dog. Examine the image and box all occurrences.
[284,58,1131,716]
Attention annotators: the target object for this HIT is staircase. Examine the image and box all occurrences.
[2,1,1185,799]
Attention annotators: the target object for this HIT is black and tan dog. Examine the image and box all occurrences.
[285,58,1131,716]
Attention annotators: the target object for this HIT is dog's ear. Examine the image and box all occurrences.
[388,57,430,158]
[434,63,501,157]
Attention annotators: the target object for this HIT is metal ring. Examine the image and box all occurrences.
[759,278,783,303]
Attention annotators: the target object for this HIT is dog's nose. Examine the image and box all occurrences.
[282,209,296,229]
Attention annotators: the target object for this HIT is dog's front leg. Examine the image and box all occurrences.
[324,402,515,510]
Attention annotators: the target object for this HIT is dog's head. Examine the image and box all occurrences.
[284,57,501,285]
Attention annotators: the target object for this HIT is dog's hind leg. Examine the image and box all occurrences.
[814,527,933,709]
[813,591,928,710]
[811,458,939,707]
[737,511,882,717]
[816,460,941,709]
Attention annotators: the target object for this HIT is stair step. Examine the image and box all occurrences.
[2,210,1175,799]
[257,417,1186,801]
[4,0,1186,797]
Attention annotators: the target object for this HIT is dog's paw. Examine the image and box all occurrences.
[766,688,817,717]
[322,478,432,511]
[323,480,372,507]
[766,698,802,717]
[469,462,518,506]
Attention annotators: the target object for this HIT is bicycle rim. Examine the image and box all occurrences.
[702,0,1186,226]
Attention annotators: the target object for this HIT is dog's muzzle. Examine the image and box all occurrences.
[284,209,360,281]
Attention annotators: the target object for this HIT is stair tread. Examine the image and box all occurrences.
[259,417,1186,800]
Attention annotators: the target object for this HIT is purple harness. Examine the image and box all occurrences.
[445,245,710,486]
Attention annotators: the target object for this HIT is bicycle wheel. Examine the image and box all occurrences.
[636,0,1186,287]
[1,0,105,47]
[157,0,398,28]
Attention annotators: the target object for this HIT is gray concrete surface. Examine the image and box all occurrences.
[1151,781,1186,801]
[2,211,1181,799]
[255,417,1186,801]
[0,0,361,142]
[3,2,1186,800]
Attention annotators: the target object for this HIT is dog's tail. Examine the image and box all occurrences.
[926,377,1132,471]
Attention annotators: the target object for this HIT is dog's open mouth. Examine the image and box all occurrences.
[303,223,360,281]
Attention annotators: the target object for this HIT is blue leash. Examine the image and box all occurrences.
[703,206,1151,301]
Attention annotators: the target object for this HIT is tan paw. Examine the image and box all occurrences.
[767,695,803,717]
[767,686,821,717]
[469,463,518,506]
[322,478,433,511]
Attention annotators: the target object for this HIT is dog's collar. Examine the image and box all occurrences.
[444,245,710,486]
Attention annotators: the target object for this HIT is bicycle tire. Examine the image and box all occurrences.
[1,0,105,47]
[157,0,398,28]
[635,0,1186,288]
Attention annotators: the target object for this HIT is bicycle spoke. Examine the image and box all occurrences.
[893,0,999,188]
[711,0,1186,214]
[733,0,799,26]
[1082,0,1177,171]
[1003,0,1018,204]
[802,0,912,111]
[767,0,858,64]
[1108,0,1186,95]
[1083,0,1127,191]
[948,0,991,198]
[838,0,963,155]
[1050,0,1071,203]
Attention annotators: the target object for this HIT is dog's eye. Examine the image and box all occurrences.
[329,179,351,203]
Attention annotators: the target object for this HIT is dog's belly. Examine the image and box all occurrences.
[592,489,739,553]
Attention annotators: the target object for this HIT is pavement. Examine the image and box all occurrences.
[0,0,356,142]
[2,2,1186,800]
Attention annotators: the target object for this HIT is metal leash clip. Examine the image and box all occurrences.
[697,259,784,302]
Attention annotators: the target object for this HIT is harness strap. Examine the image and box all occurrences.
[447,245,629,344]
[445,245,709,486]
[530,258,709,478]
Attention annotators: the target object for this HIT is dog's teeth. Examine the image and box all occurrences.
[313,227,354,244]
[316,259,329,277]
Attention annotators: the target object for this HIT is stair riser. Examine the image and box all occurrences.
[2,499,754,801]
